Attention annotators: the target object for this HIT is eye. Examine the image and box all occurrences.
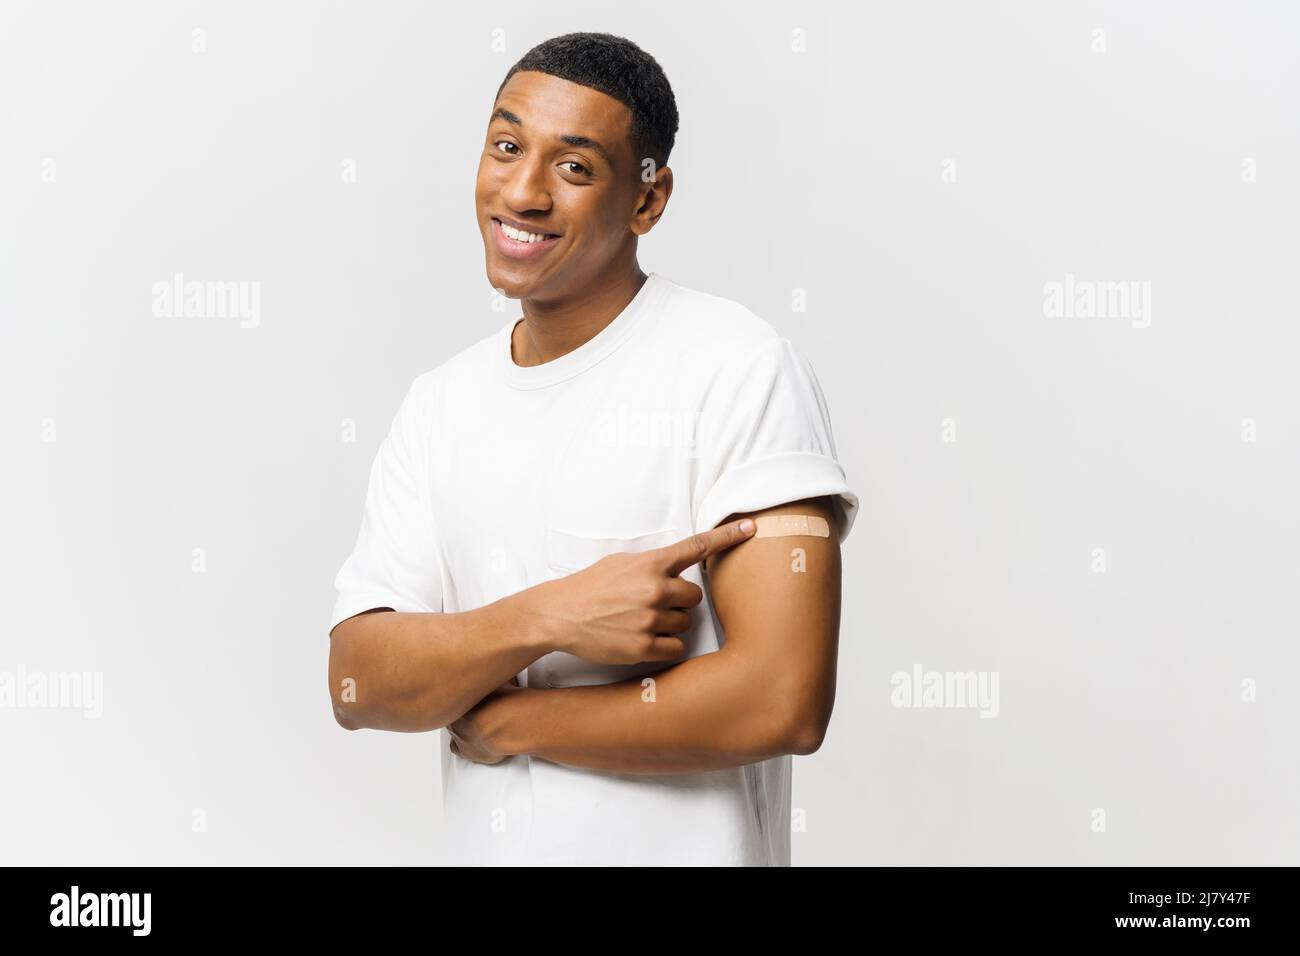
[494,140,520,156]
[561,160,591,176]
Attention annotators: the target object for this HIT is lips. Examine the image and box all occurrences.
[490,217,562,260]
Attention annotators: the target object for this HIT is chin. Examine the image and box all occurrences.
[484,263,539,300]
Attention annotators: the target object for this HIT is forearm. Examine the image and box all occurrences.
[488,647,802,774]
[329,590,554,733]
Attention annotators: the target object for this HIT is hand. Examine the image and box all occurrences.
[447,678,524,765]
[528,518,756,666]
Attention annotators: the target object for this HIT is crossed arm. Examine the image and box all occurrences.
[446,496,843,774]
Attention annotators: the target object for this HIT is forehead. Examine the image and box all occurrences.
[493,70,632,152]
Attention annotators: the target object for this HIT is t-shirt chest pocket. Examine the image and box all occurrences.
[535,523,689,689]
[545,525,682,575]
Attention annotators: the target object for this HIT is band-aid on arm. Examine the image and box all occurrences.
[753,514,830,538]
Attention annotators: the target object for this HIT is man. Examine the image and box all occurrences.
[327,32,858,866]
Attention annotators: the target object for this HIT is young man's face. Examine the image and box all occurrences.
[476,70,647,301]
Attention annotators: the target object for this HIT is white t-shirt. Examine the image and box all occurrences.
[329,271,859,866]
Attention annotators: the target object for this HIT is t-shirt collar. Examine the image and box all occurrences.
[499,272,665,390]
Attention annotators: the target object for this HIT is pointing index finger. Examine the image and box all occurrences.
[658,518,756,576]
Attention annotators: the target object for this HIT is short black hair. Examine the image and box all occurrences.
[495,32,680,173]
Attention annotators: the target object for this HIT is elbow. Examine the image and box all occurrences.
[742,661,833,756]
[785,674,836,755]
[329,676,365,730]
[785,717,827,756]
[779,696,832,756]
[328,637,365,731]
[332,697,363,731]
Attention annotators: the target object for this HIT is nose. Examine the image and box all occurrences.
[498,153,554,217]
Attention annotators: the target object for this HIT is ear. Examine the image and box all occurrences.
[632,165,673,235]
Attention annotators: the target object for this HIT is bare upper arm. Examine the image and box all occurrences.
[703,496,843,749]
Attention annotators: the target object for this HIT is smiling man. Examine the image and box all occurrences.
[327,32,859,866]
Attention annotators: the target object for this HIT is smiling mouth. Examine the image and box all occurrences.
[491,218,561,243]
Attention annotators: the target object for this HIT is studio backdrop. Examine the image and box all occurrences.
[1,0,1295,865]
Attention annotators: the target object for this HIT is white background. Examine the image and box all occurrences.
[1,0,1296,864]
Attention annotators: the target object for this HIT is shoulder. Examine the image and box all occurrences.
[651,273,784,359]
[647,275,800,396]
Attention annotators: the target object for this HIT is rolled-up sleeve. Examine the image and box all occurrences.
[692,337,859,543]
[329,378,443,635]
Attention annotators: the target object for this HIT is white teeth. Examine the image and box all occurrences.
[499,221,554,243]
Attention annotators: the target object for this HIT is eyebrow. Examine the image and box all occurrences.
[490,107,613,165]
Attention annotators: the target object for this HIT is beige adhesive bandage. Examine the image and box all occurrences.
[753,514,831,538]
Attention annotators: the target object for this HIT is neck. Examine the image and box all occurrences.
[512,262,648,367]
